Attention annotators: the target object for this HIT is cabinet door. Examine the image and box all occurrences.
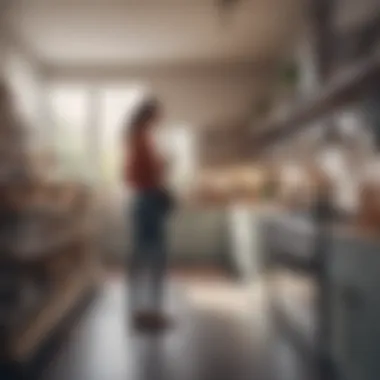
[168,208,227,263]
[330,237,380,380]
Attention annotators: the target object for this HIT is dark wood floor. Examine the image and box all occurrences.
[4,273,311,380]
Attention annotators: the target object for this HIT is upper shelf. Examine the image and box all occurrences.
[252,51,380,146]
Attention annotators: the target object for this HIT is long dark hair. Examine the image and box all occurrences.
[127,97,160,138]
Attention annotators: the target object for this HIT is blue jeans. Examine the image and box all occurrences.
[129,189,168,312]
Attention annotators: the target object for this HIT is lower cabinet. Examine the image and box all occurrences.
[330,237,380,380]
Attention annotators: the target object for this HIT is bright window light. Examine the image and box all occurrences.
[47,84,90,179]
[161,124,197,193]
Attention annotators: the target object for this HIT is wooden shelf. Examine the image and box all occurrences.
[0,216,97,364]
[253,52,380,146]
[0,222,92,263]
[9,268,94,362]
[0,80,98,366]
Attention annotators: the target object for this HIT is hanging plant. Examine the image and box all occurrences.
[278,61,300,88]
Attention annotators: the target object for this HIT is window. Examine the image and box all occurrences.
[44,83,197,193]
[47,84,90,180]
[99,86,145,187]
[160,124,197,195]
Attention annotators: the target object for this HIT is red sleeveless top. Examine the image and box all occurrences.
[125,132,164,190]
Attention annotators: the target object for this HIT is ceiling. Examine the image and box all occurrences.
[7,0,304,68]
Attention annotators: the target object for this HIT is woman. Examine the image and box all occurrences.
[124,97,172,330]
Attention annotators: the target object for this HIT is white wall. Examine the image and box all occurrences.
[5,49,42,128]
[0,35,6,76]
[140,67,262,127]
[44,64,264,128]
[0,9,7,76]
[335,0,380,31]
[0,28,45,150]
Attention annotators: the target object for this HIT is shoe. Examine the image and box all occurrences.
[132,310,171,332]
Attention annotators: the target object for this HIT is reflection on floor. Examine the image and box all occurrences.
[36,273,262,380]
[37,272,309,380]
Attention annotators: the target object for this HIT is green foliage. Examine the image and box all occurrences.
[279,62,299,87]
